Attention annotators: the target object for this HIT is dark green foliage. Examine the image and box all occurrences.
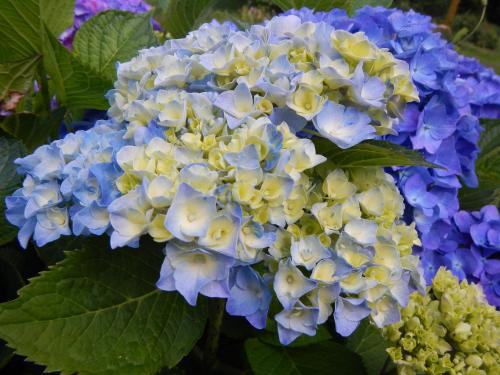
[0,244,208,374]
[73,11,157,82]
[314,138,440,168]
[459,121,500,209]
[0,137,25,246]
[245,338,366,375]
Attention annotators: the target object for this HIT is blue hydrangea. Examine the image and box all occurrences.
[5,120,127,247]
[420,205,500,306]
[284,6,500,307]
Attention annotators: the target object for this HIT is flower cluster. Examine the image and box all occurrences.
[108,15,418,148]
[284,6,500,301]
[383,268,500,375]
[456,56,500,119]
[60,0,153,48]
[6,15,425,345]
[421,205,500,307]
[5,120,126,248]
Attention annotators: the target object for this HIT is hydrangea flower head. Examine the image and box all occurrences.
[6,15,424,345]
[420,205,500,307]
[384,268,500,375]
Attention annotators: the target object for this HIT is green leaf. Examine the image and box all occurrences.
[476,124,500,189]
[478,121,500,155]
[0,0,75,62]
[41,26,110,110]
[0,109,65,152]
[346,320,390,375]
[270,0,349,11]
[0,247,46,302]
[459,122,500,210]
[0,244,208,375]
[160,0,218,38]
[345,0,393,16]
[0,254,26,302]
[314,138,440,168]
[40,0,75,37]
[245,338,365,375]
[0,55,41,100]
[73,11,157,83]
[35,236,90,266]
[0,137,25,246]
[0,0,41,62]
[459,187,500,211]
[0,341,14,369]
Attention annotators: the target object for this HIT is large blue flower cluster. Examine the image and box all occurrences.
[6,15,426,345]
[284,6,500,306]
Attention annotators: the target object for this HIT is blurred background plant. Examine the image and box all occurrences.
[394,0,499,72]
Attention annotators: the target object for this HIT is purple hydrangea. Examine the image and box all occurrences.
[60,0,153,48]
[456,56,500,119]
[420,205,500,306]
[284,6,500,306]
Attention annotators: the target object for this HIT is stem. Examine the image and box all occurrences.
[37,64,51,114]
[193,346,244,375]
[203,298,225,373]
[444,0,461,26]
[380,356,390,375]
[301,128,323,138]
[458,1,488,44]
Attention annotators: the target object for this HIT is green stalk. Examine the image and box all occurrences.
[203,298,225,373]
[457,0,488,44]
[36,64,51,115]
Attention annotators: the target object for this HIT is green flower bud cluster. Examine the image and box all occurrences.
[383,268,500,375]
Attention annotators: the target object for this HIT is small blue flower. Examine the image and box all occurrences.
[411,95,457,154]
[24,181,62,218]
[226,266,272,329]
[313,101,375,149]
[71,202,110,236]
[198,211,242,257]
[164,183,217,242]
[108,187,152,248]
[291,235,331,270]
[224,145,261,171]
[420,250,445,285]
[443,249,478,281]
[157,241,233,305]
[90,162,122,207]
[273,259,316,310]
[15,144,65,181]
[350,63,387,108]
[33,207,71,247]
[402,172,437,211]
[334,297,371,337]
[370,295,401,328]
[275,303,319,345]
